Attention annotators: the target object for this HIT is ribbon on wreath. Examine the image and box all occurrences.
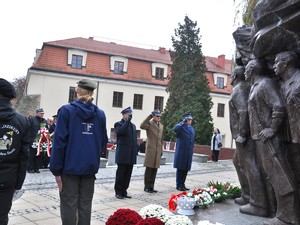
[168,191,187,211]
[36,128,51,157]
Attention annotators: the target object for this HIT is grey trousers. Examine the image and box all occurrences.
[60,174,95,225]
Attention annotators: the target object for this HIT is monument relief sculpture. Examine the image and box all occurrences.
[229,66,268,215]
[273,51,300,205]
[245,59,298,225]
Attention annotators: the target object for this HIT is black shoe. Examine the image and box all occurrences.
[115,194,124,199]
[144,188,153,193]
[176,187,186,191]
[34,170,40,173]
[183,186,190,191]
[123,195,132,198]
[28,170,35,173]
[150,188,158,193]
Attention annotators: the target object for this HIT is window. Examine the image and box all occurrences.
[154,96,164,112]
[151,63,168,79]
[110,56,128,73]
[217,103,225,117]
[133,94,143,110]
[112,92,123,108]
[68,87,77,103]
[216,77,225,89]
[155,67,164,80]
[114,61,124,74]
[71,55,83,69]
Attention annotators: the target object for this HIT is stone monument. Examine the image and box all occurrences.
[231,1,300,224]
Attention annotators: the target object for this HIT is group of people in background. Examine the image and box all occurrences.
[0,76,222,225]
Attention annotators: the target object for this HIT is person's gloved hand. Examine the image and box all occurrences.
[182,119,187,123]
[128,114,132,122]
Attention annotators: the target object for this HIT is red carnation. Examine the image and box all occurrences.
[106,208,142,225]
[136,218,164,225]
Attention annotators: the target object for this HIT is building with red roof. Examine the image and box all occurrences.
[26,37,233,147]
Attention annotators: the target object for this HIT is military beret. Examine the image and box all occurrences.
[77,79,97,91]
[36,108,45,114]
[0,78,16,99]
[183,113,193,120]
[121,107,133,115]
[151,110,161,117]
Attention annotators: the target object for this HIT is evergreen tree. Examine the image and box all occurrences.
[162,15,213,145]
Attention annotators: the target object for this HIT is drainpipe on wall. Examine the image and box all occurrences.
[95,81,99,106]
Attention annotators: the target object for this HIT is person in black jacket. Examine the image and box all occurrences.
[27,108,47,173]
[114,107,138,199]
[0,78,30,225]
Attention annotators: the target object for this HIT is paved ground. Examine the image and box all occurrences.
[9,160,268,225]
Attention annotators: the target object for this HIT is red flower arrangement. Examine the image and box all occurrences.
[136,217,164,225]
[106,208,143,225]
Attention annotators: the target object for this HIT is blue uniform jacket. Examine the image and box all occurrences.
[114,119,138,164]
[50,100,108,176]
[173,122,195,171]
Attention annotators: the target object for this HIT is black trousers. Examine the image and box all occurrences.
[144,167,158,189]
[27,147,41,171]
[0,185,14,225]
[114,164,133,196]
[176,169,188,189]
[212,150,220,162]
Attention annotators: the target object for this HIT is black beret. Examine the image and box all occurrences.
[77,79,97,91]
[0,78,16,99]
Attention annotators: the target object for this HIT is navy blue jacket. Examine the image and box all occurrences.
[173,122,195,171]
[50,100,108,176]
[114,119,138,164]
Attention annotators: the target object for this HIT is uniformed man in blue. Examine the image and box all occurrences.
[173,113,195,191]
[114,107,138,199]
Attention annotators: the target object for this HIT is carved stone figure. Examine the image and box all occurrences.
[245,59,298,225]
[274,51,300,207]
[232,25,254,66]
[229,66,268,210]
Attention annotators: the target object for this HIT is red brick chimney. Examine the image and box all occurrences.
[159,47,166,54]
[217,54,225,68]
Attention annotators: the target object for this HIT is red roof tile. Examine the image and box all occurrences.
[45,37,172,65]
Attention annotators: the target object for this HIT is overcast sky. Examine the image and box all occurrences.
[0,0,238,81]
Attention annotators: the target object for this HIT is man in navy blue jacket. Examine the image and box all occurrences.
[50,79,108,225]
[114,107,138,199]
[173,113,195,191]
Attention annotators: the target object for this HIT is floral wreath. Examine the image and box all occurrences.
[168,181,241,211]
[32,127,52,157]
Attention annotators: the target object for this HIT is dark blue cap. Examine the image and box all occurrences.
[183,113,193,120]
[151,110,161,117]
[36,108,45,114]
[121,107,132,115]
